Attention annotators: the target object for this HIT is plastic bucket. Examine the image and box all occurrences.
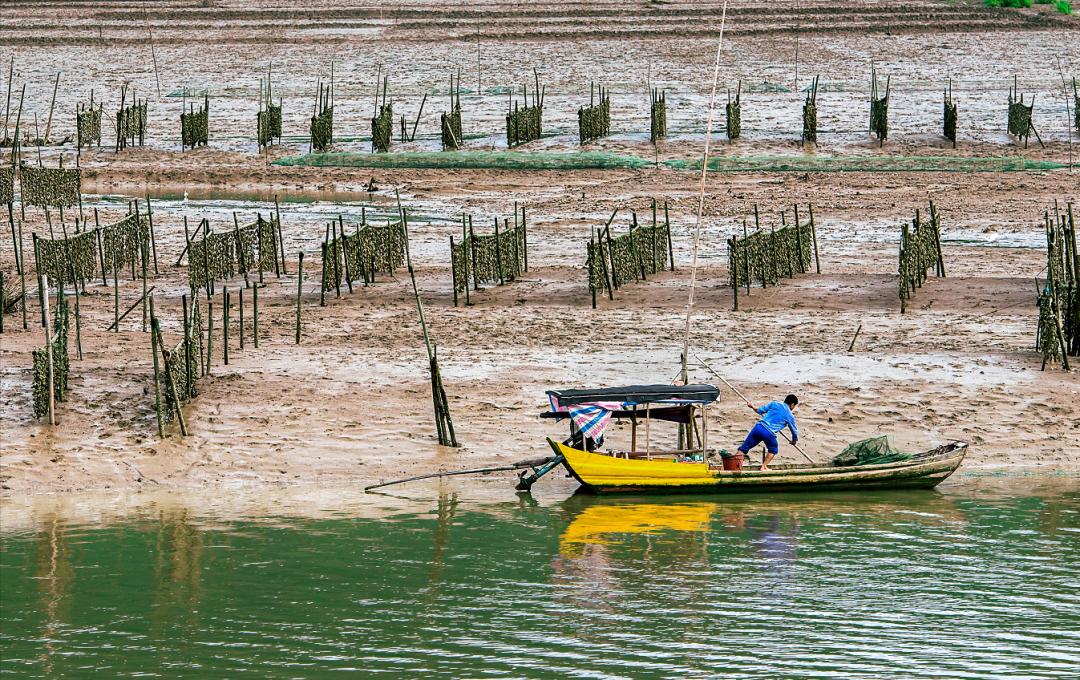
[721,451,744,471]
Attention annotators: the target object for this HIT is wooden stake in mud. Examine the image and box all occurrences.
[848,323,863,352]
[73,281,82,360]
[146,194,159,275]
[275,195,287,275]
[42,275,55,425]
[239,287,245,350]
[809,204,821,274]
[149,295,164,437]
[320,241,327,307]
[182,294,193,388]
[338,216,352,294]
[135,202,148,331]
[206,301,214,373]
[253,283,259,348]
[18,222,27,330]
[112,243,119,331]
[222,287,229,365]
[295,251,304,344]
[731,235,739,311]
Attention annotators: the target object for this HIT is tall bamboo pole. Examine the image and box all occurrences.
[682,2,728,384]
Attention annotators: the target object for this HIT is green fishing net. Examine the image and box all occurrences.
[832,436,912,467]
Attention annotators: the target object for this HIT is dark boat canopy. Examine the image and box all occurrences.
[546,384,720,407]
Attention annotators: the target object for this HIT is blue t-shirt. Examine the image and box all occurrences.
[756,401,798,441]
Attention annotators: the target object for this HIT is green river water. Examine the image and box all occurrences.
[1,476,1078,678]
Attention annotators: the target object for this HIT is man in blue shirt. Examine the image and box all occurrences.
[738,394,799,471]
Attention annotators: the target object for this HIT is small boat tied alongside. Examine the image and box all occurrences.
[516,382,967,495]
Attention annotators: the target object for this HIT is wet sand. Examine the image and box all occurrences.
[1,1,1078,498]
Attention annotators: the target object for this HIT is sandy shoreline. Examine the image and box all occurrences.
[2,1,1079,501]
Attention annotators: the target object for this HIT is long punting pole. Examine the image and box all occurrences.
[680,1,728,384]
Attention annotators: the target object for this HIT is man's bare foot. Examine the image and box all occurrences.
[760,465,769,471]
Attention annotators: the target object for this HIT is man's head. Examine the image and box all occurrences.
[784,394,799,411]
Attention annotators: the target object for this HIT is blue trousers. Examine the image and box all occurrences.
[738,422,779,455]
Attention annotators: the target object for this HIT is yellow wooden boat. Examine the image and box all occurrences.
[519,383,967,494]
[549,438,967,494]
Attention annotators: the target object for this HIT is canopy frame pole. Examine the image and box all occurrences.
[645,403,651,460]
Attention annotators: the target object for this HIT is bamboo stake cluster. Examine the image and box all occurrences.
[943,79,958,148]
[870,66,890,147]
[450,205,528,306]
[321,216,406,295]
[371,75,392,153]
[310,76,334,153]
[587,201,674,308]
[31,293,68,419]
[180,94,209,150]
[728,204,818,310]
[76,96,103,149]
[115,86,147,152]
[1008,77,1041,149]
[803,75,820,145]
[158,298,204,426]
[506,73,544,147]
[257,67,282,150]
[725,81,741,140]
[1037,202,1078,370]
[1073,78,1079,134]
[441,72,463,151]
[898,202,945,314]
[650,88,667,143]
[396,191,458,447]
[578,82,611,144]
[19,163,80,208]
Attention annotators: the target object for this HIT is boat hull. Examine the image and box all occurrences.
[548,439,967,495]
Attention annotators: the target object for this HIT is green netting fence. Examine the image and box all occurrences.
[277,151,1067,174]
[277,150,653,171]
[588,201,673,307]
[832,436,911,466]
